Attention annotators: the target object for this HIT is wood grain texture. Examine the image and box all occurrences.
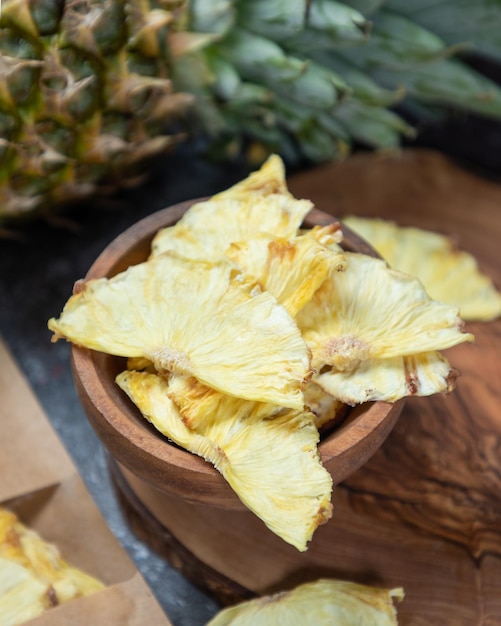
[289,149,501,623]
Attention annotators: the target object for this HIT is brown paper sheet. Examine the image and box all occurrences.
[0,338,74,502]
[0,337,173,626]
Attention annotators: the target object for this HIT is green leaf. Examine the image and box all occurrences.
[304,0,370,46]
[342,0,390,16]
[338,10,461,71]
[217,29,348,109]
[309,50,404,106]
[385,0,501,63]
[333,96,415,147]
[189,0,236,36]
[236,0,307,40]
[374,58,501,118]
[237,0,370,48]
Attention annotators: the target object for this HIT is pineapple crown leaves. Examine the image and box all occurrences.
[181,0,501,162]
[382,0,501,65]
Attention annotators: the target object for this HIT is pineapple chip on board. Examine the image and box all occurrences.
[297,251,474,404]
[48,252,311,409]
[206,578,404,626]
[116,370,333,552]
[343,215,501,322]
[0,507,104,626]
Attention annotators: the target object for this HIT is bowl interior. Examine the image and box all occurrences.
[71,200,403,510]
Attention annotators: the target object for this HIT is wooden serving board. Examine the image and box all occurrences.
[289,149,501,625]
[113,148,501,624]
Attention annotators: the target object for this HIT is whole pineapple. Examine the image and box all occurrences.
[2,0,501,224]
[0,0,194,222]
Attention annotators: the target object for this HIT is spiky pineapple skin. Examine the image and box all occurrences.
[0,0,192,221]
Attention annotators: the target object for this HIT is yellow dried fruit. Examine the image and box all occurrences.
[299,252,473,369]
[343,215,501,321]
[151,195,313,261]
[212,154,292,201]
[116,370,332,552]
[164,374,281,431]
[151,156,313,261]
[297,251,473,403]
[315,351,456,405]
[0,507,104,626]
[206,578,404,625]
[303,381,348,431]
[303,222,344,249]
[49,253,311,409]
[226,231,345,317]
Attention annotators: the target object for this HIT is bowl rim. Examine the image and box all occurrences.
[71,200,403,507]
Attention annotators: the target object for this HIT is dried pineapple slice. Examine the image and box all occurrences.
[0,559,51,626]
[0,507,104,626]
[212,154,292,201]
[226,232,346,317]
[126,356,156,373]
[342,216,400,261]
[344,215,501,321]
[49,253,311,409]
[151,155,312,260]
[315,351,456,405]
[297,251,474,374]
[162,371,346,441]
[165,373,281,431]
[166,374,347,434]
[116,370,333,552]
[206,578,404,626]
[151,194,313,261]
[303,381,348,431]
[304,222,344,250]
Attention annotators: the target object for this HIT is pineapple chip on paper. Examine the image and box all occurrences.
[343,215,501,322]
[0,507,104,626]
[206,578,404,626]
[116,370,333,552]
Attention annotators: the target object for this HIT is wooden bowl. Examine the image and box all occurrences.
[71,200,403,512]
